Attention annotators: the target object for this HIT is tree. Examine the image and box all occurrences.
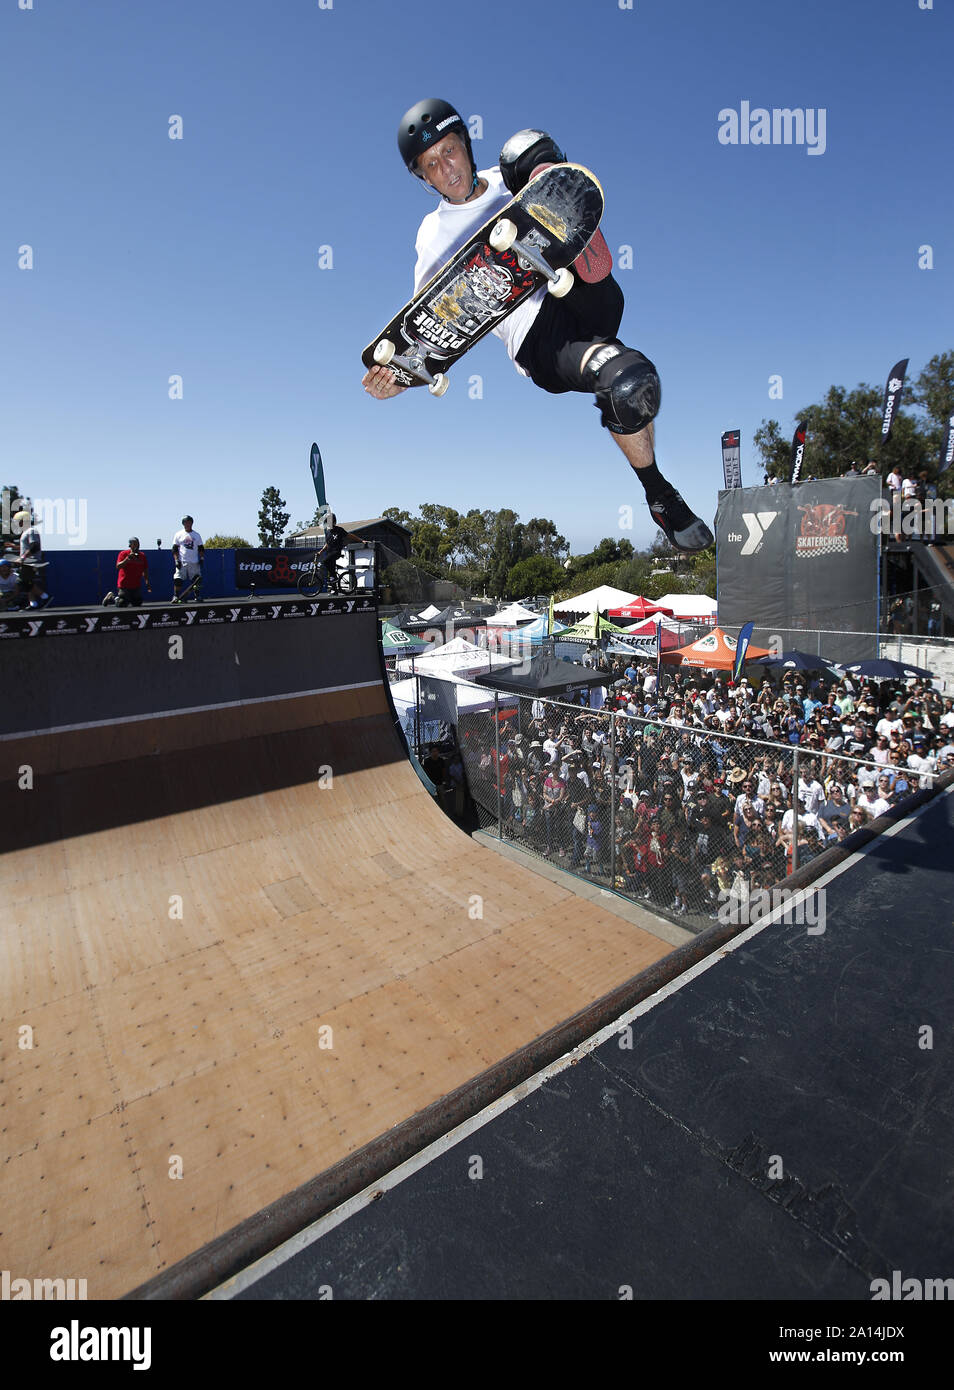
[910,352,954,493]
[205,534,253,548]
[257,487,289,546]
[754,351,954,485]
[486,510,524,597]
[505,554,566,599]
[520,517,568,563]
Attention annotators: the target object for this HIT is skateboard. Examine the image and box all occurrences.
[362,162,604,396]
[173,570,203,603]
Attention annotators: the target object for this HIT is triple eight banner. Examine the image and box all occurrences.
[716,476,880,664]
[721,431,742,489]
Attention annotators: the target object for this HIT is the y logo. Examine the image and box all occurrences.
[740,511,778,555]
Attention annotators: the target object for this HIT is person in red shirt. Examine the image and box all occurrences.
[108,537,151,607]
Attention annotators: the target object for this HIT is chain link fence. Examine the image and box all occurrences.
[437,685,939,929]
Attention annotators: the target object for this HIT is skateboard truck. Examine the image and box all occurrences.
[488,219,574,298]
[373,339,450,396]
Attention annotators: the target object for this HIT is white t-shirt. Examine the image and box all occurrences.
[0,568,17,594]
[413,168,546,375]
[172,528,203,566]
[19,526,42,561]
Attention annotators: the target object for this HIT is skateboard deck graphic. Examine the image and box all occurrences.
[362,162,604,395]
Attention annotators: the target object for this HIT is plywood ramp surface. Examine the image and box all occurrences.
[0,711,672,1297]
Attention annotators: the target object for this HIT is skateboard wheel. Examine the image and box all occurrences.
[547,267,573,298]
[489,219,517,252]
[373,338,396,366]
[428,373,450,397]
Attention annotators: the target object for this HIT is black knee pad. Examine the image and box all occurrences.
[583,342,661,435]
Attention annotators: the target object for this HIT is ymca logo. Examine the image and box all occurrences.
[734,511,779,555]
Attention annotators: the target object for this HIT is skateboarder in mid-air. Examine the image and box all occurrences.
[361,99,713,552]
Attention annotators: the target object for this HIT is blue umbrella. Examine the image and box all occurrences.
[754,649,839,671]
[842,658,934,680]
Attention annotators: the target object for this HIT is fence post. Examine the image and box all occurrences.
[494,692,502,840]
[791,746,800,875]
[609,711,617,888]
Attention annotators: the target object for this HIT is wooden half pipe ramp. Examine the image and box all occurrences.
[0,597,678,1298]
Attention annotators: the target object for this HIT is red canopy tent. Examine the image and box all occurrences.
[608,597,675,620]
[659,626,771,670]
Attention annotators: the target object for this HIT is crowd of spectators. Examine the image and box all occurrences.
[461,658,954,920]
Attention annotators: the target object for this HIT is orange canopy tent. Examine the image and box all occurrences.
[659,626,771,670]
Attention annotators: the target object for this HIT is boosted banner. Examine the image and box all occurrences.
[940,413,954,475]
[716,476,880,663]
[721,430,742,489]
[880,359,908,444]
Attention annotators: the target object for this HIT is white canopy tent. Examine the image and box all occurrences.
[484,602,539,626]
[555,584,640,614]
[394,635,520,679]
[653,593,718,620]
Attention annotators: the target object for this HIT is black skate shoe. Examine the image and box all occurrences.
[648,486,714,552]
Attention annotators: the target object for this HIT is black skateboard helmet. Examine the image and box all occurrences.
[398,98,475,183]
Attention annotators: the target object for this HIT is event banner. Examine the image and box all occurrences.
[787,422,807,485]
[721,430,742,489]
[716,476,880,663]
[234,549,312,589]
[940,413,954,475]
[880,359,908,444]
[0,593,375,641]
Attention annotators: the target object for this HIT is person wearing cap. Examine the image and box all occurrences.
[0,558,19,609]
[171,515,204,603]
[367,100,714,555]
[855,779,892,820]
[109,537,152,607]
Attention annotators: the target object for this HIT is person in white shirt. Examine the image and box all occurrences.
[362,99,713,552]
[856,786,891,819]
[15,509,49,607]
[171,514,204,602]
[798,773,825,816]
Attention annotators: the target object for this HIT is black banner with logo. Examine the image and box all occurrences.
[721,430,742,489]
[234,549,313,589]
[940,413,954,475]
[0,593,375,641]
[787,421,807,485]
[716,477,880,663]
[880,358,908,445]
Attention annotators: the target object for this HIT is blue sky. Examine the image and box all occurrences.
[2,0,951,555]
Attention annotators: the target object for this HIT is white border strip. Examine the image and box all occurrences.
[0,682,382,743]
[205,785,953,1300]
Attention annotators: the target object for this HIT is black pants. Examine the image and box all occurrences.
[515,274,625,394]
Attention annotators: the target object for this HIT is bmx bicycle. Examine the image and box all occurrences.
[296,548,358,598]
